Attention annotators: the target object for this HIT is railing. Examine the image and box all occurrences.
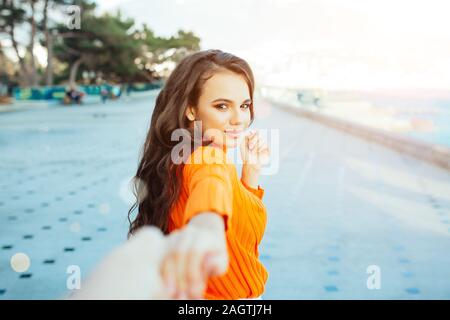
[11,82,163,101]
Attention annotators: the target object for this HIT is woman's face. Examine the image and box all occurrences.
[187,69,252,149]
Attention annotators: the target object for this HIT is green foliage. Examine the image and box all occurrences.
[1,0,202,84]
[53,2,201,83]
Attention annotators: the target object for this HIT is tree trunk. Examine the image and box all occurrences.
[69,57,84,86]
[27,0,38,86]
[43,0,54,86]
[45,32,54,86]
[9,25,30,87]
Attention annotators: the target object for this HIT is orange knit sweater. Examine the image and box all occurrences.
[168,145,268,299]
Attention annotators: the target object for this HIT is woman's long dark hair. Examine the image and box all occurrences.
[127,49,256,237]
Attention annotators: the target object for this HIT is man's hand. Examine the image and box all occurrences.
[160,213,228,299]
[68,226,169,300]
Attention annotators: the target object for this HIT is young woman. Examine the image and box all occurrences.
[128,49,270,300]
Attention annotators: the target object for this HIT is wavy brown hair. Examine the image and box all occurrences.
[127,49,256,237]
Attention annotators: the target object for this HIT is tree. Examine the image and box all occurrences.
[1,0,202,86]
[54,8,201,84]
[39,0,93,85]
[0,0,30,86]
[53,6,142,85]
[132,26,201,80]
[0,41,18,91]
[40,0,72,86]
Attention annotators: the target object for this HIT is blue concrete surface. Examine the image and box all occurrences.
[257,98,450,299]
[1,91,450,299]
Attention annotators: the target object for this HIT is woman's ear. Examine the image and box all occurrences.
[185,106,196,121]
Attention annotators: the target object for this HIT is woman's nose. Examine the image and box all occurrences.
[230,108,243,125]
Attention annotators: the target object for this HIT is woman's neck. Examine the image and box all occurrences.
[209,142,227,154]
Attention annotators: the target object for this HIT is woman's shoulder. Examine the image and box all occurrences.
[183,145,234,179]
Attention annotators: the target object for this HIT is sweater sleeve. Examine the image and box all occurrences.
[183,149,233,231]
[240,178,265,200]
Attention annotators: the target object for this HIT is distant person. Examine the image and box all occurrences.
[111,85,121,99]
[126,82,132,96]
[65,85,83,105]
[100,84,109,104]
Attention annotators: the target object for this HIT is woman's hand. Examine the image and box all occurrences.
[161,213,228,299]
[240,130,270,188]
[240,130,270,170]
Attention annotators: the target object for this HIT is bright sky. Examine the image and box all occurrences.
[3,0,450,90]
[96,0,450,90]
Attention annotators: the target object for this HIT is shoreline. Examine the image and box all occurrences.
[265,97,450,171]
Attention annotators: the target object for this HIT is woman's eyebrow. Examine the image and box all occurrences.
[211,98,252,104]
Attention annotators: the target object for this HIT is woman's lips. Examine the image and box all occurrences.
[224,129,243,139]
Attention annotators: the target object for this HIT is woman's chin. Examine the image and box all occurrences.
[211,136,240,149]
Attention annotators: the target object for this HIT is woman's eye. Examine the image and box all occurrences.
[214,104,227,110]
[241,103,250,109]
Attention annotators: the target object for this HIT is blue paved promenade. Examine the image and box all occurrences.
[1,92,450,299]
